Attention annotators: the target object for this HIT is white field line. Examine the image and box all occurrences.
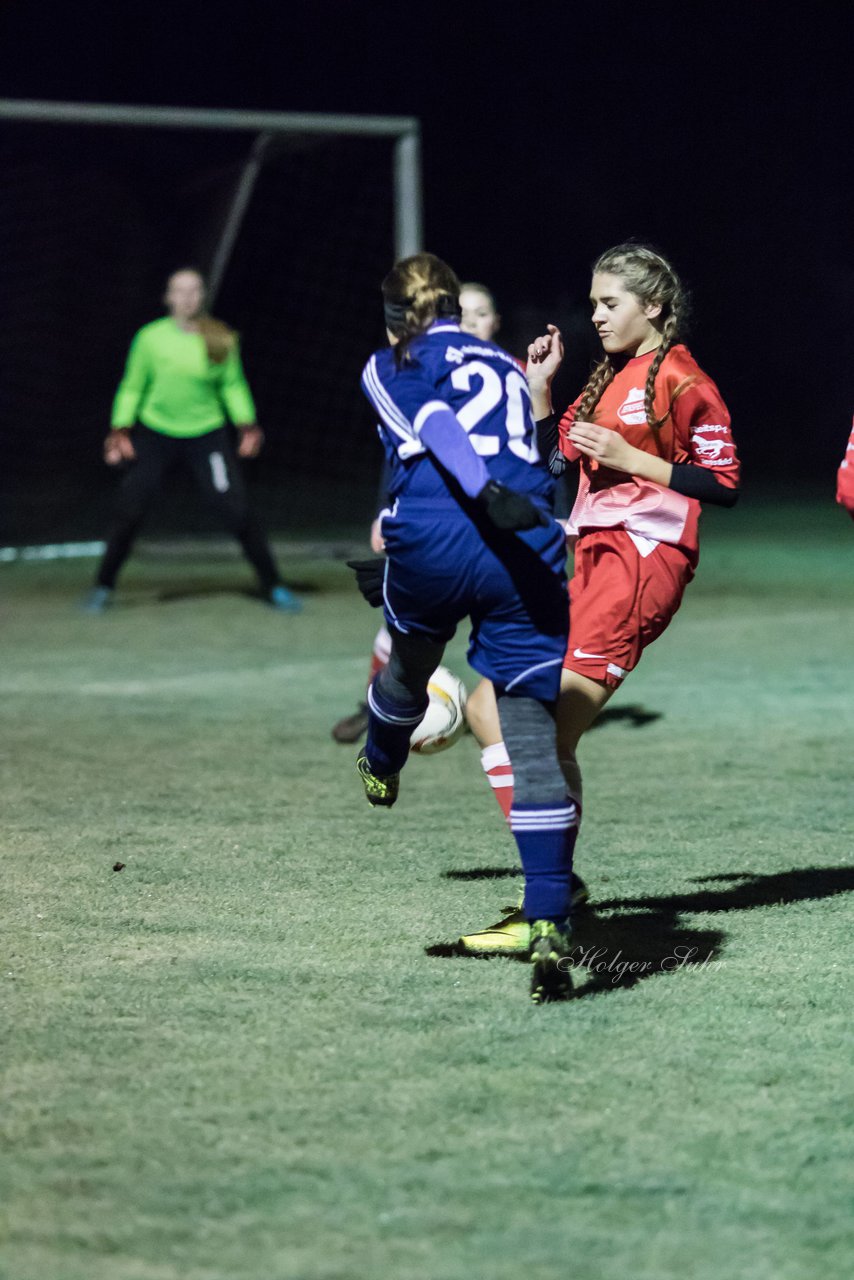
[0,657,366,697]
[0,537,365,563]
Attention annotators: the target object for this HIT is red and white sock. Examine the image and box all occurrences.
[481,741,514,821]
[368,625,392,686]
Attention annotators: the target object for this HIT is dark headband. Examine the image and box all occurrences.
[383,291,461,336]
[382,297,413,335]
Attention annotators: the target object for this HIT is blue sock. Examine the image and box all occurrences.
[510,801,579,925]
[364,674,429,777]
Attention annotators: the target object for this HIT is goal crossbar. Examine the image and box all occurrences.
[0,98,423,289]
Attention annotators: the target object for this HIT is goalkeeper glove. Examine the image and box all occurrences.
[548,445,567,477]
[477,480,550,531]
[346,558,385,607]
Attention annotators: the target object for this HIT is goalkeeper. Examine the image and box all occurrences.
[82,269,300,613]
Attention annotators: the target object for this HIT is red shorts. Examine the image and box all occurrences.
[565,529,694,687]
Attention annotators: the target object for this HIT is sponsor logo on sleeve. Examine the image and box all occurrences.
[691,424,733,465]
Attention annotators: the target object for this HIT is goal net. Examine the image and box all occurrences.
[0,102,422,545]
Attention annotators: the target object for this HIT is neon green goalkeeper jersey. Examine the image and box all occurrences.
[110,317,257,437]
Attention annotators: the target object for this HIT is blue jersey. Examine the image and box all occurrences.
[361,322,553,504]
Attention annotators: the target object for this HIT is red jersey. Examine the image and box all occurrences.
[558,344,740,561]
[836,418,854,518]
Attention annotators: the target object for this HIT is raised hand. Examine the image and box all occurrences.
[526,324,565,392]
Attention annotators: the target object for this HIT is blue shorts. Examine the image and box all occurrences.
[379,497,568,702]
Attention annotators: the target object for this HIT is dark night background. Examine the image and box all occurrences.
[0,0,851,542]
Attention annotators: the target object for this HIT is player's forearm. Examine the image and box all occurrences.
[221,349,257,424]
[621,444,673,487]
[527,383,554,421]
[669,463,740,507]
[111,337,149,427]
[534,413,559,459]
[110,385,144,428]
[629,446,739,506]
[222,386,256,424]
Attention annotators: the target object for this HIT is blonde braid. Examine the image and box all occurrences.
[643,311,680,434]
[574,356,615,423]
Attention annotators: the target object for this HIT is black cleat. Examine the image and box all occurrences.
[356,754,399,808]
[529,920,573,1004]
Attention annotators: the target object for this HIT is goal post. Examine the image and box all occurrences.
[0,99,423,544]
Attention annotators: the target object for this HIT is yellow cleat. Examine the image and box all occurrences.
[460,873,589,955]
[459,909,530,955]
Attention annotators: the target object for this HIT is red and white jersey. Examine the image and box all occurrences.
[559,344,740,561]
[836,418,854,518]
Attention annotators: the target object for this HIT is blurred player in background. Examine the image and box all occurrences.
[836,417,854,519]
[331,282,511,743]
[352,252,577,1002]
[82,268,301,613]
[461,243,741,954]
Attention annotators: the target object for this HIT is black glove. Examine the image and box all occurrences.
[346,558,385,607]
[548,444,567,477]
[477,480,550,531]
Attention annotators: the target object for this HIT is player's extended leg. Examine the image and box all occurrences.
[357,627,443,807]
[497,691,577,1003]
[459,674,590,957]
[332,626,392,744]
[184,431,301,611]
[556,667,614,813]
[85,425,173,609]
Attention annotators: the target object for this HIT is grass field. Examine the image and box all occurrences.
[2,498,852,1280]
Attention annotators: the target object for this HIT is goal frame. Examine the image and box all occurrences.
[0,98,423,303]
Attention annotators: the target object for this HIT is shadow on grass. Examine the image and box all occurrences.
[443,867,521,881]
[596,865,854,915]
[428,865,854,1000]
[590,703,662,730]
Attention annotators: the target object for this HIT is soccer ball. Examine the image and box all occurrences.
[410,666,468,755]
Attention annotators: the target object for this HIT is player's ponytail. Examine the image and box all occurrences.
[197,314,236,365]
[575,244,689,433]
[167,267,236,365]
[382,253,461,363]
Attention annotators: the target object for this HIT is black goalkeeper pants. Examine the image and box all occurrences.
[95,424,280,591]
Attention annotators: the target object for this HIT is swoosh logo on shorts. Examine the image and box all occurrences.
[573,648,608,660]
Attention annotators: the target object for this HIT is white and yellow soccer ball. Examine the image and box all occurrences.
[409,666,468,755]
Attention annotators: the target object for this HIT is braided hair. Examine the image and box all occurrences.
[381,253,462,364]
[575,244,689,434]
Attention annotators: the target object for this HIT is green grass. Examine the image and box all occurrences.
[1,500,853,1280]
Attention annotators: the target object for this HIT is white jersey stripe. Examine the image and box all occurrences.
[363,357,414,437]
[363,359,427,460]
